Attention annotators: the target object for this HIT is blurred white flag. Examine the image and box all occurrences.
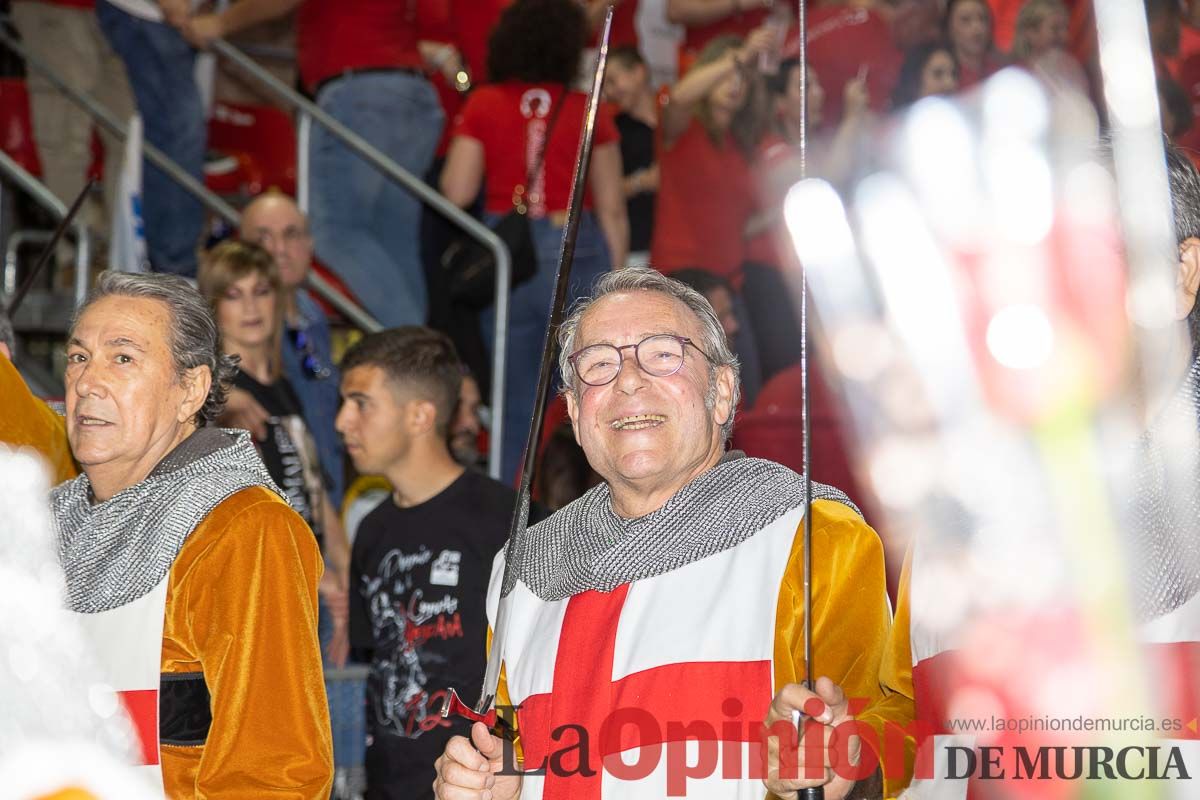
[109,114,148,273]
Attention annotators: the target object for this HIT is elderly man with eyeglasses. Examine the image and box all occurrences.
[433,267,910,800]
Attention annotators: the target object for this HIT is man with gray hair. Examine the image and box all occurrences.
[46,271,333,796]
[434,267,904,798]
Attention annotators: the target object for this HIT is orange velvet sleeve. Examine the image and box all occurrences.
[160,486,334,799]
[773,499,914,797]
[0,354,76,484]
[874,543,916,798]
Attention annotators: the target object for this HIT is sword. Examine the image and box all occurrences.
[793,0,824,797]
[5,179,96,317]
[440,5,617,735]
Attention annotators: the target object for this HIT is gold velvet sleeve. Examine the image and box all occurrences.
[875,543,916,798]
[0,354,76,483]
[160,486,334,799]
[772,499,914,797]
[487,627,524,763]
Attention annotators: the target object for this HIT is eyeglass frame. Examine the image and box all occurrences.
[567,333,713,387]
[248,225,311,250]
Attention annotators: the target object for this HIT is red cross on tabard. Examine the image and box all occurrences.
[118,688,160,765]
[513,584,774,799]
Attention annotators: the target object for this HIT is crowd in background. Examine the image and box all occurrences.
[4,0,1200,797]
[10,0,1200,491]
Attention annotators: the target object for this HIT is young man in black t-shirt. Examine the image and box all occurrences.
[335,327,519,800]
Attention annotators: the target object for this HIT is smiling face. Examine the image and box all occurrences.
[564,291,735,512]
[603,59,647,112]
[215,271,277,354]
[919,50,959,98]
[65,295,208,499]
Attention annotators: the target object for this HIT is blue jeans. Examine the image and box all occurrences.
[310,72,443,328]
[319,598,366,773]
[482,211,610,483]
[96,1,203,276]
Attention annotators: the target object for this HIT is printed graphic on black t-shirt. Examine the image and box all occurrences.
[350,469,522,800]
[233,371,324,534]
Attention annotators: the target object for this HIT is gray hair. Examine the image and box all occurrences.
[557,266,742,441]
[0,304,13,354]
[71,271,238,426]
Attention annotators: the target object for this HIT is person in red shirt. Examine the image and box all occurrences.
[744,57,870,381]
[803,0,904,126]
[584,0,640,50]
[668,0,773,73]
[188,0,450,330]
[651,28,774,283]
[440,0,628,482]
[10,0,134,223]
[945,0,1007,88]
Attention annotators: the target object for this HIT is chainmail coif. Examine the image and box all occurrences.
[504,451,860,600]
[52,427,284,614]
[1126,357,1200,621]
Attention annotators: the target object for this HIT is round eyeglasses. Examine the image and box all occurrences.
[567,334,711,387]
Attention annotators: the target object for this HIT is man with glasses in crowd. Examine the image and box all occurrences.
[433,267,910,799]
[230,190,345,507]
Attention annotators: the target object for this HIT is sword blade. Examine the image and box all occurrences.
[470,4,618,718]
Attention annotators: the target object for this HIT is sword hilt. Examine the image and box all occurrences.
[439,687,518,742]
[799,788,824,799]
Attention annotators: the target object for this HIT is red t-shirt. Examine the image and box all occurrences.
[297,0,424,92]
[420,0,511,157]
[418,0,509,80]
[744,132,795,269]
[651,119,755,281]
[451,83,619,216]
[681,7,768,61]
[589,0,639,49]
[804,5,900,126]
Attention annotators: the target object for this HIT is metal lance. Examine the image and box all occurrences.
[5,179,96,317]
[440,5,617,733]
[793,0,824,797]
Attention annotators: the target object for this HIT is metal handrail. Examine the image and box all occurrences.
[209,39,510,479]
[0,151,90,309]
[3,229,52,295]
[0,28,383,334]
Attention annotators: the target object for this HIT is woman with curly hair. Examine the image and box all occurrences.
[441,0,628,482]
